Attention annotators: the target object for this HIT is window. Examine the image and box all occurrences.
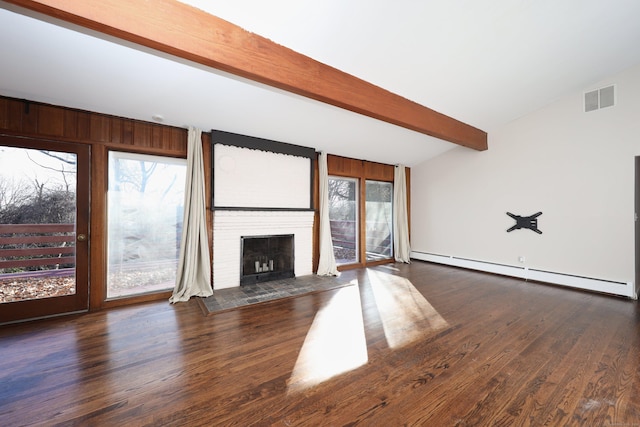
[365,180,393,261]
[107,151,186,298]
[328,177,358,265]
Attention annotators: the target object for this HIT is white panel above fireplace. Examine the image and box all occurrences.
[213,210,314,289]
[213,144,310,209]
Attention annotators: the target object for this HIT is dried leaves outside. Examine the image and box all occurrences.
[0,275,75,302]
[0,264,176,303]
[106,265,175,298]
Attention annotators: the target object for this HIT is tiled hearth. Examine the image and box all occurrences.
[199,273,353,314]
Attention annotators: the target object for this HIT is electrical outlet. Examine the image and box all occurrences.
[518,256,525,263]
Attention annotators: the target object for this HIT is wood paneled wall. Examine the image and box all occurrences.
[0,96,187,155]
[327,154,395,181]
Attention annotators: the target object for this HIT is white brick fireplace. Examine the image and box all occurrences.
[210,130,316,289]
[212,210,314,289]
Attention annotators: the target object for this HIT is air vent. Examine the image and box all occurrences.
[584,85,615,112]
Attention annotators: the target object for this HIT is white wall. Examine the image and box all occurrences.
[411,63,640,296]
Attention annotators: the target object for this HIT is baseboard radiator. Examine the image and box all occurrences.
[410,251,637,299]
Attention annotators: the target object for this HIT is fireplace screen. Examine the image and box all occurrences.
[240,234,294,285]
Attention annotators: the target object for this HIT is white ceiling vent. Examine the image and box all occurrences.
[584,85,615,112]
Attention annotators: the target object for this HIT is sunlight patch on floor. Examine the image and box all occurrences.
[287,282,367,394]
[368,269,449,349]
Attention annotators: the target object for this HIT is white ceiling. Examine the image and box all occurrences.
[1,0,640,166]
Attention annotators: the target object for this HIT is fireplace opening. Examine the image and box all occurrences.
[240,234,294,285]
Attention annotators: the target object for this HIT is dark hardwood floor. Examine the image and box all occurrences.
[1,261,639,426]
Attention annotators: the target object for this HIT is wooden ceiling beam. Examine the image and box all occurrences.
[5,0,488,151]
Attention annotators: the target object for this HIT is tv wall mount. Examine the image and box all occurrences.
[507,212,542,234]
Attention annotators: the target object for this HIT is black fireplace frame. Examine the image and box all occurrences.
[240,234,295,285]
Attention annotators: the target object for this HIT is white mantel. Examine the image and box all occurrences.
[212,210,314,289]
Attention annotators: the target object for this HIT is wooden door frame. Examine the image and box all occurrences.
[0,135,90,324]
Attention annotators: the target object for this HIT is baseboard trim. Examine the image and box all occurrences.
[410,251,636,299]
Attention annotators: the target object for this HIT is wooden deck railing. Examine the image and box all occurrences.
[329,220,357,250]
[0,223,76,272]
[329,220,392,254]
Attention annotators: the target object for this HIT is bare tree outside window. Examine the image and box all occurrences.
[328,177,358,264]
[0,147,78,302]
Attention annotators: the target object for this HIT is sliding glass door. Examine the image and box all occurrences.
[328,177,359,265]
[365,180,393,261]
[327,176,394,266]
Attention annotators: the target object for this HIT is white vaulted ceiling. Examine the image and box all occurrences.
[1,0,640,166]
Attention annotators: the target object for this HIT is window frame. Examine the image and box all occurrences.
[365,179,394,262]
[327,176,360,266]
[325,155,398,270]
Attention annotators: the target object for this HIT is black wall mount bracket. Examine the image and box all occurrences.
[507,212,542,234]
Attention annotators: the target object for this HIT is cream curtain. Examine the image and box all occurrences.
[170,127,213,303]
[393,165,411,263]
[317,152,339,276]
